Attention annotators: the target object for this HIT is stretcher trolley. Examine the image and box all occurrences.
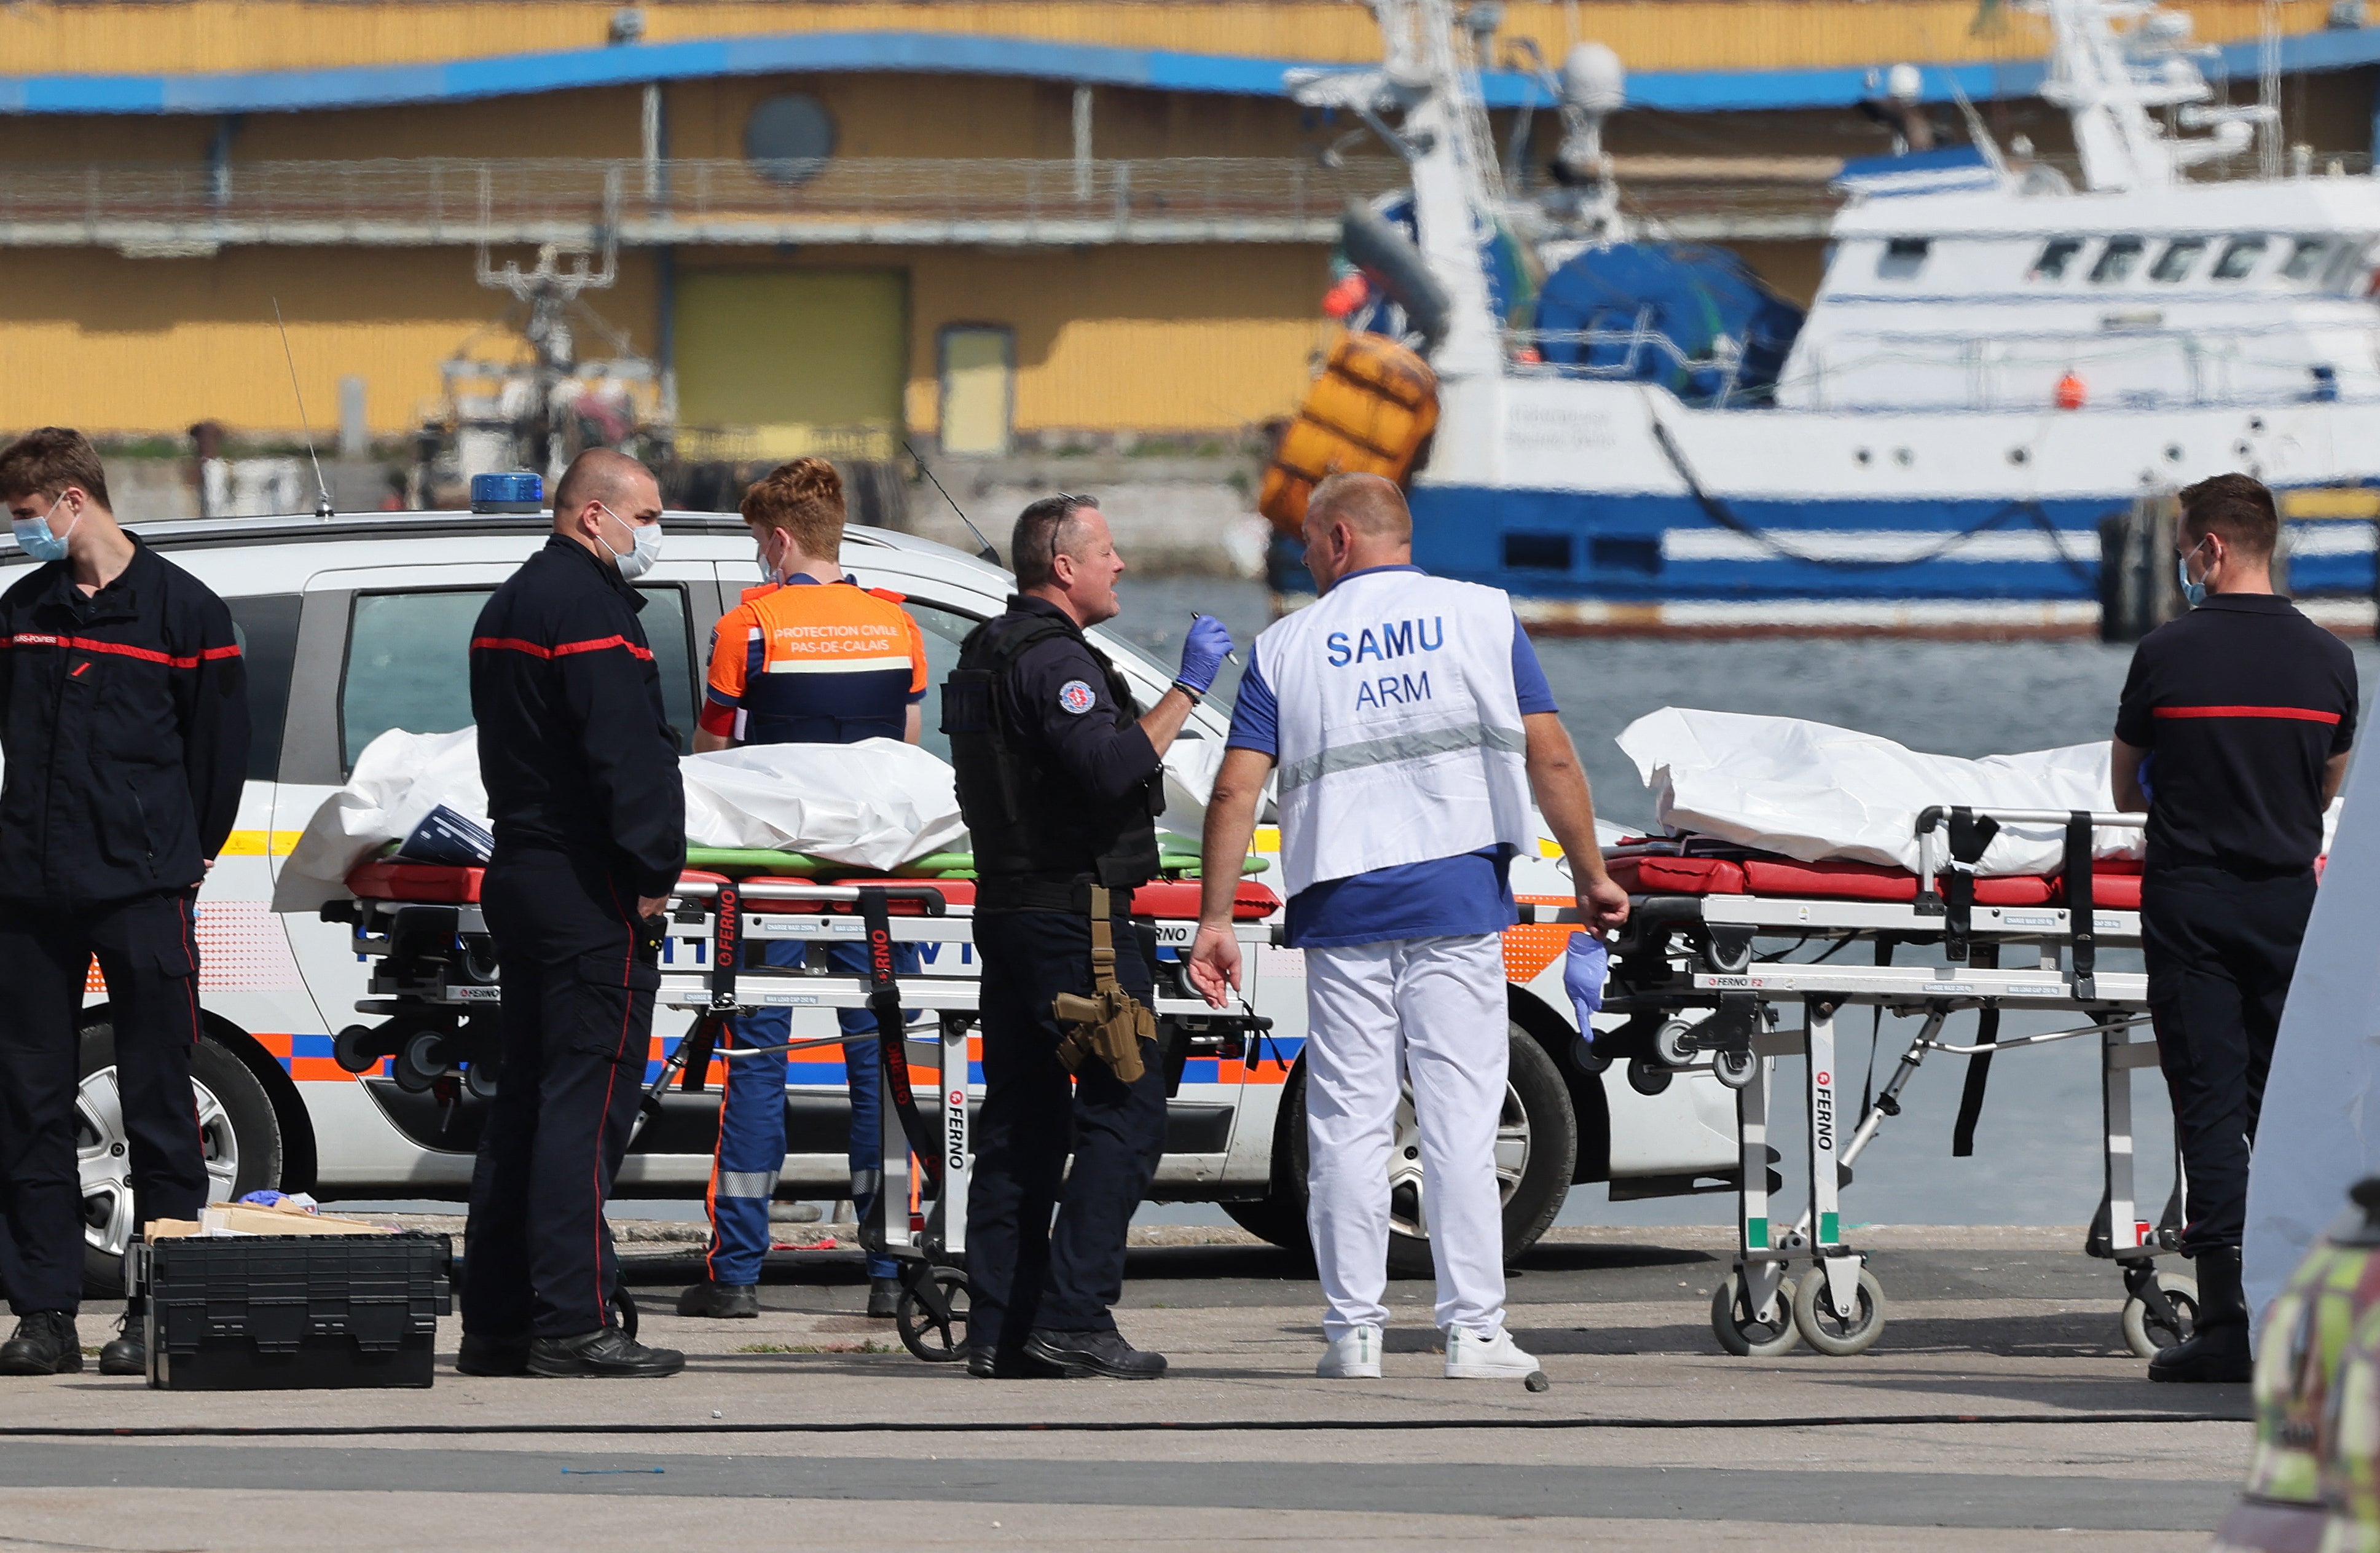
[1574,806,2197,1360]
[320,854,1282,1364]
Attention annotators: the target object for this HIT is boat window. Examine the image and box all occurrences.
[1875,237,1930,280]
[2211,236,2267,280]
[2149,238,2206,283]
[2322,240,2371,293]
[2029,238,2084,281]
[2281,237,2333,281]
[2089,237,2146,283]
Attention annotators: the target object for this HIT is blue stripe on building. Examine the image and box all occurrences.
[6,26,2379,116]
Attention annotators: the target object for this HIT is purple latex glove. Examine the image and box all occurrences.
[1177,614,1236,695]
[1565,932,1609,1040]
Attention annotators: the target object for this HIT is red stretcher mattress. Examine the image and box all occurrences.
[344,862,1281,921]
[1604,851,2143,911]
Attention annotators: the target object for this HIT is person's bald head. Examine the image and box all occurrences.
[1300,473,1413,592]
[551,447,661,562]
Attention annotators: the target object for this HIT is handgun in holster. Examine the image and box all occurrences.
[1051,886,1153,1085]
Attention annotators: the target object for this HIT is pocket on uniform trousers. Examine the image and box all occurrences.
[146,895,200,980]
[567,950,661,1063]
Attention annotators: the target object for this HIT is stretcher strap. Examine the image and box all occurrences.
[1952,973,2000,1158]
[677,1012,723,1093]
[864,887,943,1191]
[2064,811,2097,1001]
[1941,808,2000,964]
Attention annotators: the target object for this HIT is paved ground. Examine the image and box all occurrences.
[0,1225,2247,1551]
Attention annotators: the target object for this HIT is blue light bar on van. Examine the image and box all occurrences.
[470,473,543,514]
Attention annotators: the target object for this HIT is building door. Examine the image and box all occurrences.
[937,324,1014,456]
[674,270,906,462]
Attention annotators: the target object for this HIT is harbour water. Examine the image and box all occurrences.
[1116,577,2380,1231]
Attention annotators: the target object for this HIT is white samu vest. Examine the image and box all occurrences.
[1255,568,1535,897]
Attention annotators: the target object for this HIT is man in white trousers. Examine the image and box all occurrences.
[1186,473,1628,1380]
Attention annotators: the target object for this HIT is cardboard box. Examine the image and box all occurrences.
[146,1202,393,1240]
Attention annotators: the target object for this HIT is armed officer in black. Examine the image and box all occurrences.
[946,495,1233,1380]
[458,449,688,1381]
[0,429,248,1380]
[2113,472,2357,1385]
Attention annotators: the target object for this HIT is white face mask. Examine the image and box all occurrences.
[12,494,81,564]
[755,531,784,582]
[598,502,662,581]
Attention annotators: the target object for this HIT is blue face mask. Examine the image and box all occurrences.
[2177,540,2209,608]
[11,495,79,564]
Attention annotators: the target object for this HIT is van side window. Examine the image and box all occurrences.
[2089,237,2146,283]
[2029,238,2084,281]
[339,585,697,773]
[2212,236,2267,279]
[226,592,301,782]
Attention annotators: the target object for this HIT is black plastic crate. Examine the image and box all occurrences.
[138,1232,452,1390]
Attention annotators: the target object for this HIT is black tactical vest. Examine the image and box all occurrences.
[941,607,1163,892]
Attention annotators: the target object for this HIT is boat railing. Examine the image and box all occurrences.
[0,155,1414,249]
[1507,320,1778,406]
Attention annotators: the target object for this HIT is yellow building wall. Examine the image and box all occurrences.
[0,240,1322,440]
[699,243,1335,437]
[0,245,660,438]
[0,0,2348,82]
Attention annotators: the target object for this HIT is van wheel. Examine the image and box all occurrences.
[1249,1026,1578,1273]
[79,1023,283,1295]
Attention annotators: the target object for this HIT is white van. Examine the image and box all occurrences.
[16,509,1737,1291]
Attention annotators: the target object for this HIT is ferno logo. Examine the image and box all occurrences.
[944,1087,967,1175]
[1813,1069,1834,1154]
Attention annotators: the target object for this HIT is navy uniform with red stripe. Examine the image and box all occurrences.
[2115,592,2358,1259]
[0,537,248,1318]
[461,534,686,1347]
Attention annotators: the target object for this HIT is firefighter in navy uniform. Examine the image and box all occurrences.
[0,428,249,1380]
[945,495,1233,1380]
[457,448,689,1380]
[2112,472,2358,1385]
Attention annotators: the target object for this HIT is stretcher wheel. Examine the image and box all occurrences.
[1713,1050,1759,1090]
[1711,1272,1800,1357]
[1653,1019,1699,1068]
[332,1024,382,1075]
[2121,1273,2198,1360]
[1700,934,1753,975]
[610,1287,638,1343]
[1625,1060,1673,1097]
[393,1032,444,1094]
[463,1061,499,1101]
[1569,1035,1610,1076]
[1793,1264,1887,1356]
[895,1270,971,1364]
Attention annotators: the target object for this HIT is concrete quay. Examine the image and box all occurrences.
[0,1225,2247,1551]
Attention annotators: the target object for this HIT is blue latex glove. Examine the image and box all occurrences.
[2137,751,2156,805]
[1564,932,1609,1041]
[1177,613,1235,695]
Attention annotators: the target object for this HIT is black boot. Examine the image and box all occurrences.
[0,1311,83,1377]
[455,1332,532,1377]
[527,1326,686,1378]
[1022,1327,1168,1380]
[675,1281,759,1319]
[2150,1245,2253,1384]
[866,1275,901,1319]
[98,1308,146,1378]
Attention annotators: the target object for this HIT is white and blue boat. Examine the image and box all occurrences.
[1294,0,2380,632]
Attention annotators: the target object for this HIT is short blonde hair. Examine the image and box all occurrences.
[740,457,846,558]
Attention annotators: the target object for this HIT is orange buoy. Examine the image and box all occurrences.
[1258,332,1440,535]
[1321,274,1371,319]
[2055,371,2086,410]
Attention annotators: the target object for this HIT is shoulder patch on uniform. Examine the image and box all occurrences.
[1058,679,1096,715]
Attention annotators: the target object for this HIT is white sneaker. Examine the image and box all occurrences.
[1443,1326,1537,1380]
[1317,1324,1384,1378]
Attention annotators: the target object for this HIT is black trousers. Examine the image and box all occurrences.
[0,890,210,1316]
[965,910,1167,1356]
[461,848,660,1342]
[2143,862,2317,1256]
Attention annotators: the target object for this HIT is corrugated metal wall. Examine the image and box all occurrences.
[0,0,2340,79]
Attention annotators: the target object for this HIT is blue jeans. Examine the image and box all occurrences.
[702,937,916,1283]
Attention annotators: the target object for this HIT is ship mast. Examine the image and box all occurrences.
[2025,0,2269,192]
